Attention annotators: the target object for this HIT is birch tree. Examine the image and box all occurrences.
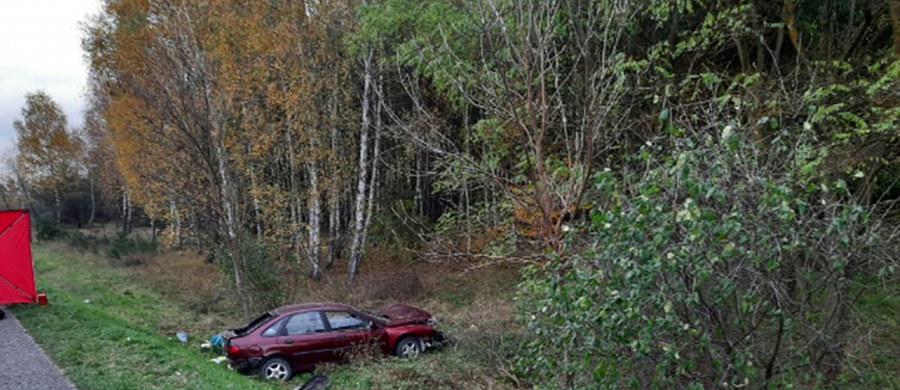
[357,0,640,256]
[347,50,375,283]
[14,91,82,225]
[85,0,253,315]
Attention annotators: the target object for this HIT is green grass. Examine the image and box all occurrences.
[14,241,896,390]
[838,288,900,389]
[11,243,520,390]
[11,244,283,390]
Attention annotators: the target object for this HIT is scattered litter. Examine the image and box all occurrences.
[176,331,189,343]
[210,356,227,364]
[210,333,224,348]
[295,372,330,390]
[125,337,132,342]
[200,342,212,349]
[83,299,91,304]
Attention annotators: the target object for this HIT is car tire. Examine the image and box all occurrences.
[0,309,5,321]
[259,357,292,381]
[394,335,423,358]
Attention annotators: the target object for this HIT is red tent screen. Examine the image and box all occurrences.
[0,210,36,304]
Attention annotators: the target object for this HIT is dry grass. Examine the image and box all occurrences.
[47,226,528,389]
[101,242,526,388]
[123,250,248,338]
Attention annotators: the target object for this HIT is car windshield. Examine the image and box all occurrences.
[360,308,390,321]
[234,312,274,336]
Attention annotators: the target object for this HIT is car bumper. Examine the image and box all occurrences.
[227,357,262,374]
[424,331,445,349]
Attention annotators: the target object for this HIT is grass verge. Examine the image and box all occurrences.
[11,243,283,390]
[11,242,523,389]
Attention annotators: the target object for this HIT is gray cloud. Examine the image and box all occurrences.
[0,0,102,160]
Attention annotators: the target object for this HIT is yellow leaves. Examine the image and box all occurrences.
[106,92,189,213]
[86,0,361,254]
[14,91,81,191]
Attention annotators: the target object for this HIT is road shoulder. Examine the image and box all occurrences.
[0,307,77,390]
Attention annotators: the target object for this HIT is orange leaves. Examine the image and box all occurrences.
[106,93,173,212]
[783,0,802,56]
[84,0,362,271]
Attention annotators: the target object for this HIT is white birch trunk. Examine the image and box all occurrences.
[362,68,384,247]
[88,173,96,226]
[121,190,128,234]
[249,165,263,238]
[463,107,472,253]
[327,195,340,268]
[307,154,323,279]
[170,199,182,248]
[126,191,132,234]
[54,187,61,225]
[348,51,373,284]
[327,87,341,268]
[213,121,249,317]
[415,152,423,215]
[306,108,324,278]
[286,125,305,277]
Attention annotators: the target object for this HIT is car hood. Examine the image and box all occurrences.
[377,304,432,326]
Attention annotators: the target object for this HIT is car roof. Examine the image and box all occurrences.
[271,302,358,315]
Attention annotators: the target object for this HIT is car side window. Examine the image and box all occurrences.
[261,318,286,337]
[324,311,370,331]
[284,311,326,335]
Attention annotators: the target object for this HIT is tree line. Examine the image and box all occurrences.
[4,0,900,387]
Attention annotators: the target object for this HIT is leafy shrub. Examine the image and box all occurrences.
[34,216,64,240]
[67,230,96,252]
[516,136,892,389]
[216,237,286,312]
[106,232,157,262]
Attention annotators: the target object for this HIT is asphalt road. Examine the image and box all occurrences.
[0,307,76,390]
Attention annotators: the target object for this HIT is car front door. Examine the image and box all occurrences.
[276,311,334,369]
[323,311,386,360]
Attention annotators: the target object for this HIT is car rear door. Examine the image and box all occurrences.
[276,311,334,369]
[323,311,386,360]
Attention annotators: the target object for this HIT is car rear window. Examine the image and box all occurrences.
[235,312,274,336]
[262,317,286,337]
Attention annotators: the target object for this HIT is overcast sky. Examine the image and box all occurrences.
[0,0,102,164]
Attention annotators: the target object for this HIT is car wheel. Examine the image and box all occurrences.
[259,357,292,381]
[394,335,423,358]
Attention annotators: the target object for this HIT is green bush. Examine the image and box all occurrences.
[35,217,64,240]
[516,136,890,389]
[215,237,287,312]
[106,233,157,260]
[67,230,93,252]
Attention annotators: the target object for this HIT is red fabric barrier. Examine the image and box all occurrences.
[0,210,36,304]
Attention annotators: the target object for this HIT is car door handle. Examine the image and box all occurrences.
[284,339,294,344]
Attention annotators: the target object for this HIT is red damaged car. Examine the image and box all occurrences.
[224,302,444,380]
